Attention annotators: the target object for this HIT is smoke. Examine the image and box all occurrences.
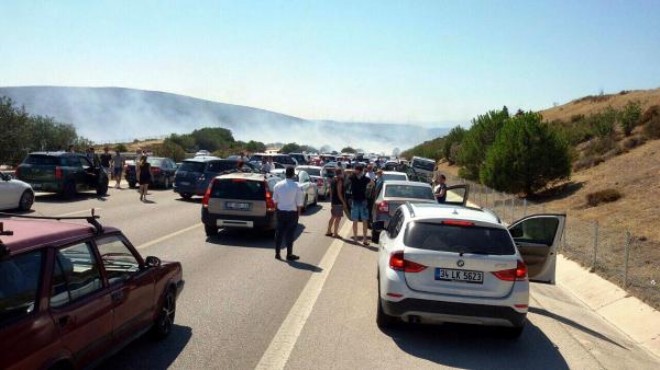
[0,86,450,154]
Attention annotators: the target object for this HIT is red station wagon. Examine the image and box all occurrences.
[0,213,184,370]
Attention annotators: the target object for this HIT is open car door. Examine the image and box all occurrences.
[508,214,566,284]
[444,184,470,206]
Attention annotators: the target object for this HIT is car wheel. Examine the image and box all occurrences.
[151,289,176,340]
[205,224,217,237]
[371,230,380,244]
[18,190,34,211]
[62,181,76,199]
[181,193,193,200]
[128,181,137,189]
[501,325,524,339]
[376,292,396,329]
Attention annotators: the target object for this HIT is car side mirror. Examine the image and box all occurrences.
[372,221,385,231]
[145,256,161,267]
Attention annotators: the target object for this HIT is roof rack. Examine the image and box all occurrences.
[0,209,103,234]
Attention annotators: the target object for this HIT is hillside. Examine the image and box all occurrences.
[0,86,447,153]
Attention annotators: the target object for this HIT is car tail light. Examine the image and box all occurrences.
[492,260,528,281]
[202,180,215,208]
[265,183,276,211]
[377,201,389,214]
[54,166,63,179]
[389,251,427,273]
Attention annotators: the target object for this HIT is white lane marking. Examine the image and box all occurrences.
[255,220,352,370]
[135,223,203,250]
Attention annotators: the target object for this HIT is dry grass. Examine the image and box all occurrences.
[585,189,622,207]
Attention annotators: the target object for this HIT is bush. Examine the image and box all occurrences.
[641,105,660,139]
[457,107,509,181]
[621,136,646,150]
[589,106,617,138]
[480,112,571,195]
[584,136,617,156]
[442,126,466,164]
[586,189,622,207]
[619,100,642,136]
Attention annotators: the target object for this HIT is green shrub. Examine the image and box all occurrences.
[457,107,509,181]
[586,189,622,207]
[619,100,642,136]
[442,125,466,164]
[584,136,617,156]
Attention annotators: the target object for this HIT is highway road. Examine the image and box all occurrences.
[24,186,659,370]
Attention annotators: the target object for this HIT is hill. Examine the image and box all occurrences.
[0,86,448,153]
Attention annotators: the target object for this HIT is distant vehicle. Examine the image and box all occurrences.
[383,161,400,171]
[0,213,184,369]
[409,156,436,183]
[295,169,319,209]
[374,202,565,339]
[125,156,177,189]
[249,153,297,167]
[296,165,330,199]
[195,150,211,157]
[0,172,34,211]
[370,180,437,243]
[174,157,255,200]
[15,152,109,198]
[288,153,308,165]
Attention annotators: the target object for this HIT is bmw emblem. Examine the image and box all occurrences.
[457,260,465,267]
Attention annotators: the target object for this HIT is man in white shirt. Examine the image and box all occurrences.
[272,166,304,260]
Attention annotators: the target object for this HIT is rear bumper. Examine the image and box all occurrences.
[25,181,63,193]
[173,183,206,196]
[201,208,276,230]
[381,298,526,327]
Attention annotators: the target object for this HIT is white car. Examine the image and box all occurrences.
[381,171,408,182]
[375,202,565,338]
[0,172,35,211]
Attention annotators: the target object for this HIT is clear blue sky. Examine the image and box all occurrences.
[2,0,659,126]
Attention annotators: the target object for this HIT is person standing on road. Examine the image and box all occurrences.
[325,168,347,238]
[349,164,372,246]
[273,166,303,261]
[261,157,272,173]
[138,156,152,202]
[111,149,125,189]
[434,174,448,203]
[365,163,376,181]
[100,146,112,177]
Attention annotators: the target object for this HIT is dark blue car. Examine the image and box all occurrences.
[173,157,255,200]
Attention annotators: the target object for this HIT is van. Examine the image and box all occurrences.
[409,156,436,183]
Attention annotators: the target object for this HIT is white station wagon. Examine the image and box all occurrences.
[374,202,565,338]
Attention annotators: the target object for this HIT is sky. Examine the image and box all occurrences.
[1,0,659,127]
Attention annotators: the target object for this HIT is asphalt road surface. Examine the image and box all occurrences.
[22,186,660,370]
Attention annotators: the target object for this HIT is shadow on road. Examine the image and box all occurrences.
[36,193,109,203]
[529,306,626,348]
[98,324,192,370]
[302,203,324,216]
[382,322,569,369]
[206,224,306,249]
[282,259,323,273]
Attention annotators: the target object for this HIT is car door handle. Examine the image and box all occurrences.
[111,291,124,303]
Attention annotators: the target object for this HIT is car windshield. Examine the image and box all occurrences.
[212,179,265,200]
[148,158,163,167]
[24,155,60,165]
[384,185,434,199]
[0,251,43,325]
[404,222,515,255]
[178,161,206,173]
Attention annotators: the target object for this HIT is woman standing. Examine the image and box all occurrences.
[325,168,347,238]
[138,156,152,201]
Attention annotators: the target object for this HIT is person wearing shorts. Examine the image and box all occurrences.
[111,149,124,188]
[349,164,373,245]
[326,168,346,238]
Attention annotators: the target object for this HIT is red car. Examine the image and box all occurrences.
[0,213,184,370]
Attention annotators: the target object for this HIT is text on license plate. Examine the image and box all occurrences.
[226,202,251,210]
[435,268,483,284]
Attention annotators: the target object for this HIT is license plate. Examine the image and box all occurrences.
[435,268,483,284]
[226,202,251,210]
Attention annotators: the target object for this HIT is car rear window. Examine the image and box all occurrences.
[404,222,516,255]
[0,251,43,324]
[382,173,407,181]
[384,184,434,199]
[23,155,61,165]
[274,155,296,165]
[206,161,239,173]
[178,161,206,173]
[212,179,265,200]
[412,159,435,171]
[302,168,321,176]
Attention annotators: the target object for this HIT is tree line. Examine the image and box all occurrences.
[0,97,93,166]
